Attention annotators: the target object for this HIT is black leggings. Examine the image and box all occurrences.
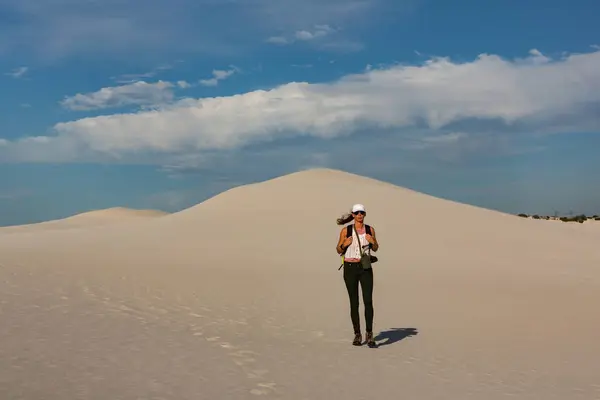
[343,261,374,334]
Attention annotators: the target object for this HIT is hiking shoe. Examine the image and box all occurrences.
[352,332,362,346]
[365,331,376,348]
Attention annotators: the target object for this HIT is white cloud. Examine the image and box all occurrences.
[111,63,180,84]
[525,49,551,65]
[0,0,387,60]
[395,132,471,152]
[60,80,177,111]
[422,132,468,145]
[296,25,335,40]
[199,68,238,87]
[267,25,336,45]
[2,48,600,162]
[5,66,28,78]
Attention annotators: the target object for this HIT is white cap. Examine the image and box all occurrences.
[351,203,365,213]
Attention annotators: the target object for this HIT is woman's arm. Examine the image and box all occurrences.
[336,228,348,255]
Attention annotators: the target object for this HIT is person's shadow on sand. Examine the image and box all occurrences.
[372,328,418,347]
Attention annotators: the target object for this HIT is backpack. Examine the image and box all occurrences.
[338,224,377,270]
[346,224,371,237]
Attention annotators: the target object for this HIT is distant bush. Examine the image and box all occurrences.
[560,214,587,223]
[517,212,599,222]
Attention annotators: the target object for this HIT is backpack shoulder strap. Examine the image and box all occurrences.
[348,224,371,235]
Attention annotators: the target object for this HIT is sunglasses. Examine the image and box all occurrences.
[353,211,366,215]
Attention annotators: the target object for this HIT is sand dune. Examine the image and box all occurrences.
[1,168,599,399]
[0,207,168,233]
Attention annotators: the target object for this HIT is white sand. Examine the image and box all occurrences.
[1,168,599,399]
[0,207,168,233]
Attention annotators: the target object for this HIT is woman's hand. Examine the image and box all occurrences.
[365,233,379,251]
[343,236,353,247]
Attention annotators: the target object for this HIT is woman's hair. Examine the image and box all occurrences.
[336,211,354,225]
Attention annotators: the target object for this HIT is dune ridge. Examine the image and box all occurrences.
[0,206,168,233]
[1,168,599,400]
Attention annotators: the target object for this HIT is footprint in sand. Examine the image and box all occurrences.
[80,282,281,396]
[246,369,268,379]
[250,382,277,396]
[198,335,278,396]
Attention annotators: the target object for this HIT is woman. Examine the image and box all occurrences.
[336,203,379,347]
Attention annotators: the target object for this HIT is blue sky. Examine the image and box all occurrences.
[1,0,599,226]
